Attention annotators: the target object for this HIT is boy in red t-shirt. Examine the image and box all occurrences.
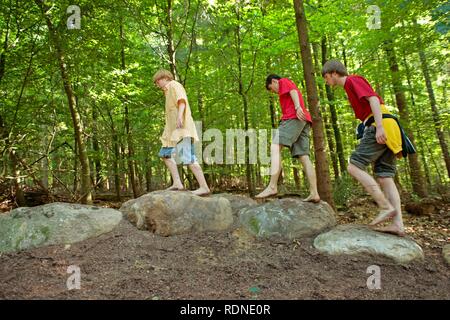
[322,60,405,236]
[255,74,320,203]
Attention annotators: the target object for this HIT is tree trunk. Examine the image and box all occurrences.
[401,52,432,186]
[166,0,178,79]
[312,42,339,180]
[120,22,139,198]
[0,0,11,84]
[146,156,152,192]
[415,24,450,178]
[384,39,427,197]
[35,0,92,204]
[10,150,25,206]
[322,36,346,176]
[235,5,255,196]
[92,107,103,190]
[293,0,335,208]
[108,112,121,201]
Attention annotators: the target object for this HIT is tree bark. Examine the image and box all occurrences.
[312,42,339,180]
[166,0,178,79]
[384,39,427,197]
[35,0,92,204]
[321,36,346,176]
[293,0,335,208]
[92,107,103,190]
[401,52,432,186]
[120,22,139,198]
[415,23,450,178]
[235,5,255,196]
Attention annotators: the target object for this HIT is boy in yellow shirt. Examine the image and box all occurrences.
[153,69,210,196]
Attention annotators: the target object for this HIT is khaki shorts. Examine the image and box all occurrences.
[350,126,396,178]
[273,119,311,158]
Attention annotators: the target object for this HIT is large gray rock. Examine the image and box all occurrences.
[239,198,336,239]
[314,224,424,264]
[443,244,450,266]
[0,202,123,253]
[211,193,257,216]
[120,191,233,236]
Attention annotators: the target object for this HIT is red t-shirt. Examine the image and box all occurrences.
[278,78,312,123]
[343,75,384,121]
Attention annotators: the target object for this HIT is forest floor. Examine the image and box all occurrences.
[0,193,449,300]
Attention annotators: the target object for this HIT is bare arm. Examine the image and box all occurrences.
[289,89,306,121]
[177,99,186,128]
[367,96,386,144]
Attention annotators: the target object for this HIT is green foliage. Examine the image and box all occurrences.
[333,174,360,208]
[0,0,448,197]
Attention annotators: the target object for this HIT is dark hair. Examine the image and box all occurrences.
[265,74,281,90]
[321,60,348,77]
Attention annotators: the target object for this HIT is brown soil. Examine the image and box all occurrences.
[0,196,449,300]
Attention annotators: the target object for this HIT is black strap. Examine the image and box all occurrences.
[364,114,397,127]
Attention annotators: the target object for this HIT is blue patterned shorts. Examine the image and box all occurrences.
[158,137,197,165]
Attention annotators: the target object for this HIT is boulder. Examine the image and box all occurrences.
[211,193,257,216]
[313,224,424,264]
[239,198,336,239]
[120,191,233,236]
[0,202,123,253]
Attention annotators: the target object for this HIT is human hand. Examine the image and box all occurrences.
[375,125,387,144]
[176,116,184,129]
[296,108,306,121]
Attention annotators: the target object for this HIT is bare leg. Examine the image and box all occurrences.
[162,158,184,190]
[188,163,210,196]
[255,144,282,198]
[373,177,405,236]
[347,163,395,225]
[298,155,320,203]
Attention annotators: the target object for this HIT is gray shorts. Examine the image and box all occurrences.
[273,119,311,158]
[350,126,396,178]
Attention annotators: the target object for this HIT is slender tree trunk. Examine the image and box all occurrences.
[145,150,152,192]
[235,5,254,196]
[268,95,277,129]
[384,39,427,197]
[35,0,92,204]
[415,25,450,178]
[312,42,339,180]
[293,0,335,208]
[10,150,25,206]
[266,61,277,129]
[73,136,78,193]
[92,107,103,190]
[120,22,139,198]
[41,126,49,189]
[166,0,178,79]
[401,53,432,186]
[322,36,346,176]
[0,0,11,85]
[108,112,121,201]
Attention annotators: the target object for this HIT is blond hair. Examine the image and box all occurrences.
[153,69,174,83]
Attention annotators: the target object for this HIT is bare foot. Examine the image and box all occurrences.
[371,224,406,237]
[369,208,397,226]
[254,186,278,199]
[165,185,185,191]
[191,187,211,197]
[303,194,320,203]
